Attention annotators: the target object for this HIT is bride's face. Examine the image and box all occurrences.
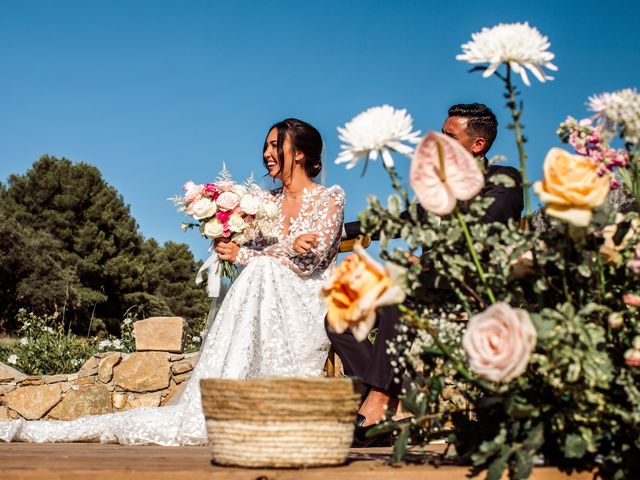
[264,128,296,180]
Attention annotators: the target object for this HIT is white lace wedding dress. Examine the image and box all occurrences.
[0,184,345,445]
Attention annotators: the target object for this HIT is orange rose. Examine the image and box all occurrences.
[533,148,610,227]
[322,245,405,341]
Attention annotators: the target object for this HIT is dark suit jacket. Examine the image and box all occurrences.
[343,164,524,240]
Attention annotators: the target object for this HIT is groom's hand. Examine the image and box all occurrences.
[215,238,240,262]
[293,233,319,254]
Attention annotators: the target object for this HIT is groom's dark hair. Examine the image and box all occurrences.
[448,103,498,155]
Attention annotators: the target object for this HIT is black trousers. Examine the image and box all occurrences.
[325,305,402,399]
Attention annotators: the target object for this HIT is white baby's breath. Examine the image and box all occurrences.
[457,22,558,86]
[336,105,421,170]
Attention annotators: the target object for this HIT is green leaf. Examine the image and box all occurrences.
[564,433,587,459]
[393,426,410,462]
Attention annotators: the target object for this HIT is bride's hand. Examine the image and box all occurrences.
[293,233,319,254]
[215,238,240,262]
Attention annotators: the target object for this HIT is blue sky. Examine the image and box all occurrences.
[1,0,638,261]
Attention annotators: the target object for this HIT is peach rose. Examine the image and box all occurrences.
[322,244,406,342]
[216,191,240,211]
[462,303,536,383]
[409,131,485,216]
[533,148,610,227]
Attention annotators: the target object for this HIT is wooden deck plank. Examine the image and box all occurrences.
[0,443,594,479]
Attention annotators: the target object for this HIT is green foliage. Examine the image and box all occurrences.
[0,155,210,334]
[5,309,98,375]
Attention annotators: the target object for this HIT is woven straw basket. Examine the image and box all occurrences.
[200,377,361,468]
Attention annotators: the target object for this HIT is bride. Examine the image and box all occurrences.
[0,118,345,445]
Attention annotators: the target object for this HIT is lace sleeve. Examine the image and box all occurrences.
[235,187,345,276]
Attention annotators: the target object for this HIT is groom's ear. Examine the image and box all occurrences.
[471,136,486,155]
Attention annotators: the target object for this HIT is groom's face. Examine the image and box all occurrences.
[442,116,486,156]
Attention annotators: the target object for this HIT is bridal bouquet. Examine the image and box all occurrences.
[174,166,278,291]
[329,21,640,480]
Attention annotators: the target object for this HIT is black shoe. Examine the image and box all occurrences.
[352,414,393,448]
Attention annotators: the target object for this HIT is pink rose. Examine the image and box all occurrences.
[623,293,640,307]
[216,191,240,211]
[204,183,219,199]
[462,303,536,383]
[183,181,205,211]
[624,349,640,367]
[216,180,235,192]
[409,131,485,216]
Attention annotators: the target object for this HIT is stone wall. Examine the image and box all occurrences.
[0,317,198,421]
[0,351,199,421]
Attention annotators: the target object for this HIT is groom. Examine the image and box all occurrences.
[328,103,524,432]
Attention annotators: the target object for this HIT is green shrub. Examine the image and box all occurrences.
[4,309,98,374]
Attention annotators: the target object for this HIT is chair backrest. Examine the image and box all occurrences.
[338,235,371,253]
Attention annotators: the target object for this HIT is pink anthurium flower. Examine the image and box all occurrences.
[409,131,485,216]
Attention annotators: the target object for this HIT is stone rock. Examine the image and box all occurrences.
[47,385,112,420]
[74,376,96,386]
[171,360,193,375]
[0,406,20,420]
[113,352,170,393]
[44,374,68,384]
[160,383,187,406]
[67,373,79,381]
[112,393,128,409]
[80,356,99,371]
[3,384,62,420]
[127,392,162,410]
[98,353,121,383]
[168,354,184,362]
[173,372,191,384]
[0,361,27,383]
[20,376,44,386]
[134,317,187,353]
[77,368,98,379]
[0,406,11,420]
[0,384,16,395]
[60,382,73,393]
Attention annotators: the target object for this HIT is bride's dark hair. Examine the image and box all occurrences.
[263,118,323,179]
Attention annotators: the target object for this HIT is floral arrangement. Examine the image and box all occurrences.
[174,166,278,282]
[327,21,640,480]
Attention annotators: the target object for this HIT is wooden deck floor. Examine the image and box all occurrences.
[0,443,593,479]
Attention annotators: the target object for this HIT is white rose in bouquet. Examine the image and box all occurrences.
[191,198,217,220]
[462,303,536,383]
[228,213,245,233]
[263,201,279,219]
[232,184,249,197]
[203,218,225,239]
[217,191,240,211]
[240,194,260,215]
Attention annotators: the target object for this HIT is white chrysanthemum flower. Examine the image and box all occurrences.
[19,337,28,346]
[7,354,18,365]
[588,88,640,145]
[336,105,422,170]
[457,22,558,86]
[98,339,113,350]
